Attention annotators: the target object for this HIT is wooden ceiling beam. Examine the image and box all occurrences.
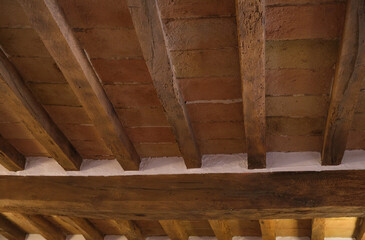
[110,220,143,240]
[19,214,65,240]
[159,220,190,240]
[0,134,25,171]
[0,170,365,220]
[16,0,140,170]
[208,220,233,240]
[0,214,26,240]
[259,220,276,240]
[236,0,266,169]
[321,0,365,165]
[53,216,104,240]
[311,218,326,240]
[0,50,82,171]
[126,0,201,168]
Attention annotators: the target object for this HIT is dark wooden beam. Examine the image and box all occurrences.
[0,214,26,240]
[0,50,82,171]
[208,220,233,240]
[17,0,140,170]
[53,216,103,240]
[236,0,266,169]
[19,214,65,240]
[0,134,25,171]
[0,171,365,220]
[311,218,326,240]
[259,220,276,240]
[159,220,190,240]
[126,0,201,168]
[356,218,365,240]
[110,220,143,240]
[322,0,365,165]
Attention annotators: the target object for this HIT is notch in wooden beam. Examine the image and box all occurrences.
[159,220,190,240]
[312,218,326,240]
[110,220,143,240]
[0,214,26,240]
[236,0,266,169]
[209,220,233,240]
[321,0,365,165]
[259,220,276,240]
[0,50,82,171]
[17,0,140,170]
[0,134,25,171]
[126,0,202,168]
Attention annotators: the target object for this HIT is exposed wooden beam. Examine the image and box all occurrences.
[311,218,326,240]
[0,134,25,171]
[208,220,233,240]
[126,0,201,168]
[235,0,266,169]
[356,218,365,240]
[0,171,365,220]
[19,214,65,240]
[321,0,365,165]
[0,50,82,171]
[259,220,276,240]
[17,0,140,170]
[53,216,103,240]
[159,220,189,240]
[110,220,143,240]
[0,214,26,240]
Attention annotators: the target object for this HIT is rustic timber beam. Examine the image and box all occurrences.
[18,214,65,240]
[311,218,326,240]
[356,218,365,240]
[259,220,276,240]
[110,220,143,240]
[126,0,201,168]
[208,220,233,240]
[159,220,190,240]
[17,0,140,170]
[53,216,104,240]
[321,0,365,165]
[0,50,82,171]
[0,214,26,240]
[0,134,25,171]
[0,171,365,220]
[236,0,266,169]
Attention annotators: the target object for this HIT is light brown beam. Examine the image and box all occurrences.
[159,220,190,240]
[0,50,82,170]
[0,134,25,171]
[209,220,233,240]
[321,0,365,165]
[17,0,140,170]
[236,0,266,169]
[126,0,201,168]
[356,218,365,240]
[110,220,143,240]
[0,214,26,240]
[52,216,104,240]
[311,218,326,240]
[19,214,65,240]
[259,220,276,240]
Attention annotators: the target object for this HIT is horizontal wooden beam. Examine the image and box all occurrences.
[0,134,25,171]
[0,171,364,220]
[0,214,26,240]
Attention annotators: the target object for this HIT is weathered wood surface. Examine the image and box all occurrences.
[356,218,365,240]
[208,220,233,240]
[236,0,266,168]
[160,220,190,240]
[311,218,326,240]
[0,214,26,240]
[0,50,82,171]
[322,0,365,165]
[259,220,276,240]
[17,0,140,170]
[0,134,25,171]
[127,0,201,168]
[20,214,65,240]
[110,220,143,240]
[0,171,365,220]
[54,216,104,240]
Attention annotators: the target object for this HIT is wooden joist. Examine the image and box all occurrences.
[236,0,266,169]
[0,50,82,171]
[208,220,233,240]
[322,0,365,165]
[126,0,201,168]
[356,218,365,240]
[311,218,326,240]
[259,220,276,240]
[0,214,26,240]
[19,214,65,240]
[17,0,140,170]
[159,220,190,240]
[0,134,25,171]
[110,220,143,240]
[0,170,365,220]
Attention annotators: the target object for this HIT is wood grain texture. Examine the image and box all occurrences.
[0,50,82,170]
[0,134,25,171]
[160,220,190,240]
[260,220,276,240]
[20,214,65,240]
[356,218,365,240]
[236,0,266,169]
[0,171,365,220]
[110,220,143,240]
[322,0,365,165]
[54,216,104,240]
[312,218,326,240]
[126,0,201,168]
[17,0,140,170]
[209,220,233,240]
[0,214,26,240]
